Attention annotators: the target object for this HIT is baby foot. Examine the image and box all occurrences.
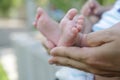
[58,8,84,46]
[33,7,61,47]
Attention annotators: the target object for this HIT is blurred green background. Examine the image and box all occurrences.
[0,63,8,80]
[0,0,115,18]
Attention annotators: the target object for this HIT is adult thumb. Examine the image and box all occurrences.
[84,27,115,47]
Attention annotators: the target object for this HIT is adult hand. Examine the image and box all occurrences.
[49,22,120,77]
[81,0,104,17]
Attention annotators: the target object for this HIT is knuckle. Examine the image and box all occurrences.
[53,57,59,63]
[53,57,62,64]
[64,59,71,66]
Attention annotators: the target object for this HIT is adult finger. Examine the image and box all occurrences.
[50,42,117,67]
[50,46,101,62]
[49,56,91,72]
[84,27,116,47]
[81,1,90,16]
[50,45,120,77]
[85,22,120,47]
[81,0,96,16]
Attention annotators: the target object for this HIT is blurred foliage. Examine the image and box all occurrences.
[0,0,11,15]
[0,0,22,17]
[0,63,8,80]
[49,0,115,12]
[35,0,49,7]
[49,0,86,12]
[98,0,115,5]
[0,0,116,17]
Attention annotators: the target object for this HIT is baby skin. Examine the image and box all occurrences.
[34,8,85,47]
[58,9,84,46]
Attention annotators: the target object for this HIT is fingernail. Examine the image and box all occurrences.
[50,49,55,56]
[49,56,54,64]
[49,61,54,64]
[49,59,54,64]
